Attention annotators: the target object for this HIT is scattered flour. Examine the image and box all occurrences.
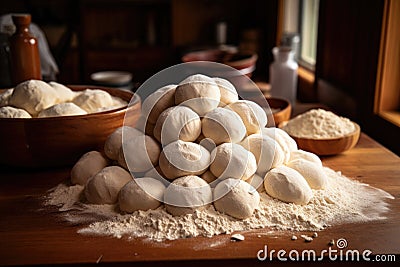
[281,109,356,139]
[43,167,393,242]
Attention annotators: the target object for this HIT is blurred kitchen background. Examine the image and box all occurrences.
[0,0,399,154]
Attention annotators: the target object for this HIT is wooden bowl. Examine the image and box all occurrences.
[0,86,141,168]
[280,122,361,156]
[265,97,292,127]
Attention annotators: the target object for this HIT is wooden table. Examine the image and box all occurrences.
[1,133,399,266]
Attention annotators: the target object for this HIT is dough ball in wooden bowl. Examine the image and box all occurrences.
[159,140,210,180]
[164,175,212,216]
[73,89,114,113]
[153,105,201,145]
[0,106,31,118]
[38,103,87,118]
[213,178,260,219]
[202,107,246,145]
[175,74,220,116]
[119,177,166,213]
[85,166,132,204]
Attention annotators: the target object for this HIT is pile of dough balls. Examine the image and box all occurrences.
[70,74,329,221]
[0,80,127,118]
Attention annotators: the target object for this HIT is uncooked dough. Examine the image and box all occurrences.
[85,166,132,204]
[135,115,155,136]
[104,126,143,160]
[9,80,59,116]
[213,178,260,219]
[49,81,76,102]
[71,151,109,185]
[240,134,285,177]
[153,106,201,145]
[118,135,160,173]
[0,106,31,118]
[226,100,267,135]
[202,107,246,145]
[289,149,322,167]
[246,174,265,192]
[141,84,176,124]
[287,159,328,189]
[213,77,238,106]
[159,140,210,180]
[0,88,13,107]
[164,175,212,216]
[38,103,87,117]
[261,127,297,163]
[263,165,313,205]
[119,178,166,212]
[210,143,257,181]
[73,89,114,113]
[175,74,220,116]
[200,170,217,184]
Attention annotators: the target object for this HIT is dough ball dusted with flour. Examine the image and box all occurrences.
[73,89,114,113]
[246,173,265,192]
[71,151,109,185]
[213,77,238,106]
[213,178,260,219]
[264,165,313,205]
[104,126,143,161]
[164,175,212,216]
[210,143,257,181]
[226,100,267,135]
[49,81,76,102]
[289,150,322,167]
[9,80,59,116]
[175,74,220,116]
[202,107,246,145]
[0,106,31,118]
[85,166,132,204]
[262,127,297,163]
[153,105,201,145]
[141,84,176,124]
[119,177,166,212]
[159,140,210,180]
[240,134,285,177]
[118,135,160,173]
[0,88,13,107]
[287,159,328,189]
[38,103,87,118]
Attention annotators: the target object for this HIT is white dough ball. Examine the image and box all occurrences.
[202,107,246,145]
[240,134,285,177]
[226,100,267,135]
[289,150,323,167]
[85,166,132,204]
[159,140,210,180]
[287,159,328,189]
[0,88,13,107]
[119,177,166,212]
[38,103,87,117]
[164,175,212,216]
[153,106,201,145]
[110,96,128,109]
[73,89,114,113]
[104,126,143,160]
[49,81,76,102]
[175,74,220,116]
[141,84,176,124]
[210,143,257,181]
[9,80,59,116]
[261,127,297,163]
[264,165,313,205]
[200,170,217,184]
[213,178,260,219]
[213,77,238,106]
[0,106,31,118]
[118,135,161,173]
[246,174,265,192]
[71,151,109,185]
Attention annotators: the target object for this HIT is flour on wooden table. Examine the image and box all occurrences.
[44,167,393,242]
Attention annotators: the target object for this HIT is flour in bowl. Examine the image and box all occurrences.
[281,109,356,139]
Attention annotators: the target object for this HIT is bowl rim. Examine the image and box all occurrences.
[90,71,133,85]
[0,85,140,122]
[279,121,361,141]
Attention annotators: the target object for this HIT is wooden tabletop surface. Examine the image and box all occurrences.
[0,133,399,266]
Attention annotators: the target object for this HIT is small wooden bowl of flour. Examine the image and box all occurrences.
[279,109,360,155]
[0,86,141,168]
